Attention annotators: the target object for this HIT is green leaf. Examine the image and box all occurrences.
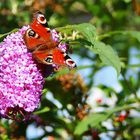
[0,134,9,140]
[74,113,109,135]
[98,30,140,42]
[34,107,50,115]
[45,68,71,81]
[74,105,134,135]
[72,23,96,43]
[79,39,121,76]
[108,104,134,114]
[130,118,140,128]
[125,31,140,42]
[0,28,18,39]
[57,23,121,75]
[93,41,121,76]
[75,23,121,75]
[42,88,48,94]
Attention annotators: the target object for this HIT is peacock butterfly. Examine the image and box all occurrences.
[23,11,76,69]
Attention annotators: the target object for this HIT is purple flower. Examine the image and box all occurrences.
[58,42,68,52]
[51,29,59,42]
[0,26,44,120]
[51,29,68,52]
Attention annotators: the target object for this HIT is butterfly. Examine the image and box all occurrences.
[23,11,76,69]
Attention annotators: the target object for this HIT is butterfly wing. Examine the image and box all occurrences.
[23,28,46,50]
[24,11,57,51]
[52,49,76,69]
[33,48,76,68]
[52,49,65,65]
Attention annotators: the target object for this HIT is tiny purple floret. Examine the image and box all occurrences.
[51,29,68,52]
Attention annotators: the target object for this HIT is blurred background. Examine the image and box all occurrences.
[0,0,140,140]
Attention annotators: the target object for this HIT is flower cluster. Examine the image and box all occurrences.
[0,26,44,120]
[0,26,70,120]
[51,29,68,52]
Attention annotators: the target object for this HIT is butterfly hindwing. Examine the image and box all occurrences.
[33,48,76,69]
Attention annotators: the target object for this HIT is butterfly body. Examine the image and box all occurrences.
[24,11,76,69]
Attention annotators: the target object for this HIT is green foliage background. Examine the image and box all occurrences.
[0,0,140,140]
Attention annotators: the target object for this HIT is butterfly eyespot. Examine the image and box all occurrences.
[27,29,39,38]
[37,14,47,25]
[66,58,77,68]
[45,55,53,64]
